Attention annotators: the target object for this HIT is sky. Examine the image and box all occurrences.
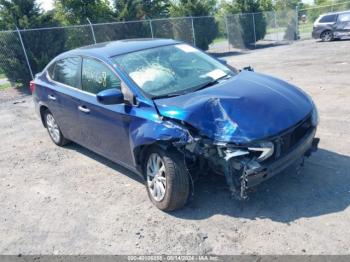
[37,0,54,11]
[37,0,315,11]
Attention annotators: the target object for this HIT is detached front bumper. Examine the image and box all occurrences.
[246,129,319,188]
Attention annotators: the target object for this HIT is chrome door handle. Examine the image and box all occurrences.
[48,95,56,101]
[78,105,90,113]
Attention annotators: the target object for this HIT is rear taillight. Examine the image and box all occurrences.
[29,80,35,93]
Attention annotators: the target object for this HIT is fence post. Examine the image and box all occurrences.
[252,13,257,48]
[190,17,196,47]
[87,18,96,44]
[149,20,154,38]
[16,26,33,80]
[274,11,278,41]
[295,5,299,41]
[224,15,230,51]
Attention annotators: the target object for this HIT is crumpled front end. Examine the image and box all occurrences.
[178,112,320,199]
[150,71,320,199]
[217,125,319,199]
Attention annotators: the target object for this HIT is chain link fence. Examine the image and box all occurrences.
[1,3,349,86]
[0,30,33,85]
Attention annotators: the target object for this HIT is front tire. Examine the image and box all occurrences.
[44,110,69,146]
[144,147,190,211]
[320,30,333,42]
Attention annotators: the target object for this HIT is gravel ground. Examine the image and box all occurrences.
[0,39,350,255]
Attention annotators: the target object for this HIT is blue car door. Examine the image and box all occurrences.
[44,57,82,142]
[75,57,134,168]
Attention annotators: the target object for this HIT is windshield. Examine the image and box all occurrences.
[112,44,235,98]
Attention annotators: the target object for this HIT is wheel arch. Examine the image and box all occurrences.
[133,141,178,177]
[39,105,49,127]
[129,118,194,174]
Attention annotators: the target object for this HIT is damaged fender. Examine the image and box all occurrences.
[128,110,194,172]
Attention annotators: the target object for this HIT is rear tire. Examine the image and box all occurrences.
[320,30,333,42]
[44,110,69,146]
[143,147,190,211]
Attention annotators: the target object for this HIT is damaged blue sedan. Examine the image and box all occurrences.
[32,39,319,211]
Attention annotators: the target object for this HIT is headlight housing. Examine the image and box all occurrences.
[248,141,274,162]
[222,141,274,162]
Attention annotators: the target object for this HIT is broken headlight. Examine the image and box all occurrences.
[221,141,274,162]
[248,141,274,162]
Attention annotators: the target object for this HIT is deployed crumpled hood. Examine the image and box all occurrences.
[154,71,313,143]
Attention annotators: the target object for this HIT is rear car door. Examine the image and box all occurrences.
[335,12,350,37]
[75,57,134,167]
[46,57,82,142]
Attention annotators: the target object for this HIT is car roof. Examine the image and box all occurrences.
[59,38,181,60]
[320,10,350,17]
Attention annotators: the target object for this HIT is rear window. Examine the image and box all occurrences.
[51,57,81,88]
[319,14,337,23]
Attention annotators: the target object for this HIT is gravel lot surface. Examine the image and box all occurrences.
[0,39,350,255]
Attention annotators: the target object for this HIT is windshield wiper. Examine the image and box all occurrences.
[152,92,184,100]
[151,74,232,100]
[193,74,231,92]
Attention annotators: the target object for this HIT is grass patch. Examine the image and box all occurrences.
[212,37,228,44]
[0,73,6,79]
[299,24,313,34]
[0,82,12,90]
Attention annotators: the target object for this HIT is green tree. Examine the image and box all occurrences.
[273,0,303,41]
[260,0,274,11]
[54,0,114,24]
[96,0,151,42]
[53,0,112,51]
[222,0,267,48]
[113,0,169,21]
[23,11,66,72]
[169,0,218,50]
[274,0,303,10]
[96,0,170,43]
[0,0,65,86]
[314,0,332,5]
[114,0,142,21]
[141,0,170,19]
[0,0,40,30]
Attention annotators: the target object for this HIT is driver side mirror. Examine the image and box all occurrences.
[97,88,124,105]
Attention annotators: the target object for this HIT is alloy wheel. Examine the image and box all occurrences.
[46,113,60,143]
[146,153,167,202]
[322,31,332,42]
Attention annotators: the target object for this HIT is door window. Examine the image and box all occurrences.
[52,57,81,88]
[319,14,337,23]
[82,58,121,94]
[338,13,350,22]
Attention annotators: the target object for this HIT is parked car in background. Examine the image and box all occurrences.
[31,39,319,211]
[312,10,350,41]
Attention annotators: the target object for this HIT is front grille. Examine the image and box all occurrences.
[273,115,313,160]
